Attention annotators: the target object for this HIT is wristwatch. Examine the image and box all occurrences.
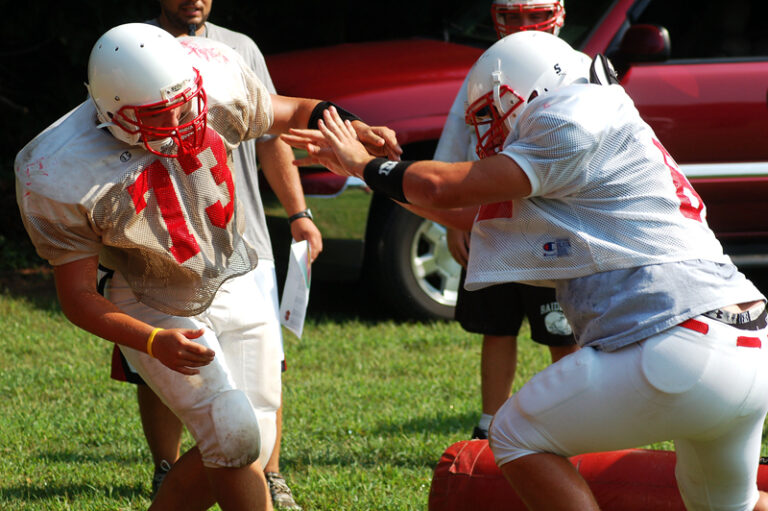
[288,208,313,223]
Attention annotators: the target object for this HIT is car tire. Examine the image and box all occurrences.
[367,200,461,321]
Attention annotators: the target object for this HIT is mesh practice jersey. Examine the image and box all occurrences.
[15,37,273,316]
[465,83,731,290]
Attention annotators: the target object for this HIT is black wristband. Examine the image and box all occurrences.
[288,208,313,223]
[363,158,412,204]
[308,101,361,129]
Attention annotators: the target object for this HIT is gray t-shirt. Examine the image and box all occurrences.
[557,259,765,351]
[147,19,276,261]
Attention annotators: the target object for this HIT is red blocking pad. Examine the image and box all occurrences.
[429,440,768,511]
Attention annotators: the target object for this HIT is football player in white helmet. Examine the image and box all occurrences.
[103,4,323,507]
[464,31,589,158]
[16,23,399,511]
[286,31,768,510]
[492,0,565,38]
[86,25,208,157]
[433,0,577,444]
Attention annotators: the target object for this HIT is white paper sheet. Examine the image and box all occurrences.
[279,240,311,339]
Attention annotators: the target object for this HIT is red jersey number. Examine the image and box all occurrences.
[127,132,234,264]
[653,138,704,223]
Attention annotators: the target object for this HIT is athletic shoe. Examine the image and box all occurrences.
[471,426,488,440]
[266,472,302,510]
[150,459,172,499]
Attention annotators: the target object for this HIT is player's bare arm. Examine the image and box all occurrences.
[53,256,215,375]
[257,135,324,262]
[284,106,532,209]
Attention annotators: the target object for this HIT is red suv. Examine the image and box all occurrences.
[263,0,768,320]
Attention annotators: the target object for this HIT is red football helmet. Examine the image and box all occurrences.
[491,0,565,38]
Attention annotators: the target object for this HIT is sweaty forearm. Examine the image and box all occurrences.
[257,136,307,216]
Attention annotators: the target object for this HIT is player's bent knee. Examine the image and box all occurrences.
[489,405,535,467]
[201,389,261,468]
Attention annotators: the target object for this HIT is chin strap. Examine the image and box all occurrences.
[589,54,620,85]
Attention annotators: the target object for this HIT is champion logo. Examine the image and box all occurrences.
[542,239,571,258]
[378,161,398,176]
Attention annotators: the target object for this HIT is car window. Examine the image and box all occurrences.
[559,0,617,50]
[635,0,768,59]
[443,0,616,50]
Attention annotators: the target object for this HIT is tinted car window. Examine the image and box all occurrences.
[443,0,616,50]
[635,0,768,59]
[559,0,617,49]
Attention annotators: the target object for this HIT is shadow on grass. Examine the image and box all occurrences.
[306,278,450,325]
[283,410,477,470]
[0,482,143,503]
[306,279,395,323]
[37,450,146,465]
[0,267,59,312]
[371,410,477,438]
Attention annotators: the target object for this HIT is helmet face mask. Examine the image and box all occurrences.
[465,85,523,158]
[87,23,209,158]
[492,1,565,38]
[112,68,207,157]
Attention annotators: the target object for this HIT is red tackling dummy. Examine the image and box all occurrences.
[428,440,768,511]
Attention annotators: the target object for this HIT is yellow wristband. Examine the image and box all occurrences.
[147,327,163,358]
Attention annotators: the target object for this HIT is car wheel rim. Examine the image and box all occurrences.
[409,220,461,307]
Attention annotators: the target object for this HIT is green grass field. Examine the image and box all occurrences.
[1,270,766,510]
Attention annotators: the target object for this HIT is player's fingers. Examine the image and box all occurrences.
[325,107,358,142]
[317,119,342,146]
[378,129,403,160]
[173,365,200,376]
[181,357,211,367]
[344,120,358,140]
[182,328,205,340]
[287,127,325,139]
[183,341,215,359]
[320,113,349,145]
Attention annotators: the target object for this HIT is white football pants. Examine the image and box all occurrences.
[490,314,768,511]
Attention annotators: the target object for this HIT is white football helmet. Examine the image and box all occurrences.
[86,23,207,157]
[491,0,565,38]
[465,31,589,158]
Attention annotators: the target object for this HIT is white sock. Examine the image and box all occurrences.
[477,413,493,432]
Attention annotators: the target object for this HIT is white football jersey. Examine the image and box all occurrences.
[15,37,273,316]
[465,83,731,290]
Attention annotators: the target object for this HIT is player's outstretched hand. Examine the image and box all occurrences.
[350,118,402,161]
[282,106,401,176]
[152,328,215,375]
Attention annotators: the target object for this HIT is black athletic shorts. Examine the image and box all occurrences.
[454,268,576,347]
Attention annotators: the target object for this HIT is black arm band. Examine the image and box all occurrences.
[363,158,413,204]
[308,101,361,129]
